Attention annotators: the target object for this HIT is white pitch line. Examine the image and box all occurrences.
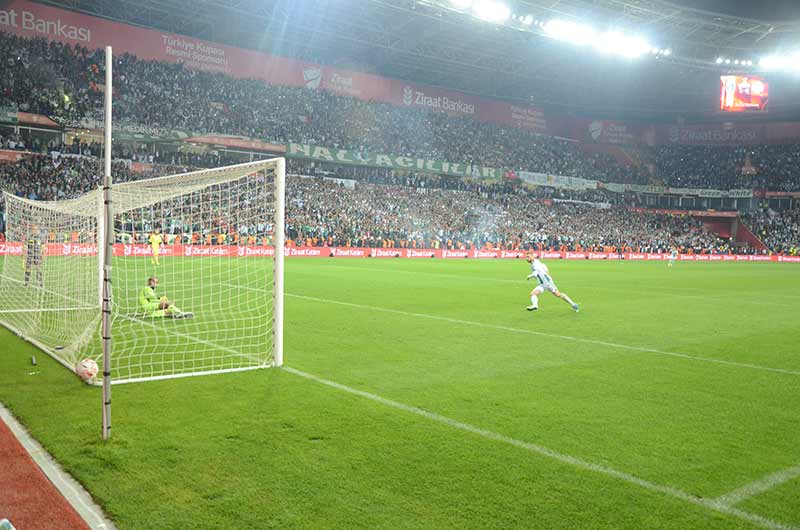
[0,402,116,530]
[283,366,796,530]
[284,292,800,377]
[714,464,800,507]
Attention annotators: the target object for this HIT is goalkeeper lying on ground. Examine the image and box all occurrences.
[139,276,193,319]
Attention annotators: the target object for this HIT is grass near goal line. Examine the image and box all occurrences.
[0,258,799,529]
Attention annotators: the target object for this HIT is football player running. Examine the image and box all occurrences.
[668,246,679,267]
[525,253,579,313]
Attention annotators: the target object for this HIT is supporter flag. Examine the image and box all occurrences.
[504,169,519,180]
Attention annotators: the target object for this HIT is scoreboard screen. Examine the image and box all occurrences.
[720,75,769,112]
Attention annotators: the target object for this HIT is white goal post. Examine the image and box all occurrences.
[0,158,286,384]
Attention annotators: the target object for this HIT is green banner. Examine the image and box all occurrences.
[0,107,18,125]
[286,143,502,179]
[112,124,190,142]
[58,117,192,142]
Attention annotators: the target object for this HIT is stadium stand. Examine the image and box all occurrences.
[742,206,800,255]
[1,32,799,255]
[0,151,778,254]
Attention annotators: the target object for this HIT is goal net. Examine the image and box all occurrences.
[0,158,285,384]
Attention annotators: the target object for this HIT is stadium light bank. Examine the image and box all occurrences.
[441,1,670,60]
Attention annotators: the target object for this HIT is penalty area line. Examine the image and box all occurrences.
[714,463,800,508]
[283,366,796,530]
[284,293,800,377]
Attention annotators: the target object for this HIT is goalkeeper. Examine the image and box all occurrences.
[24,224,45,287]
[139,276,193,319]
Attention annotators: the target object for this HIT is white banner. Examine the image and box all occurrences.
[517,171,597,191]
[517,170,753,199]
[552,198,611,209]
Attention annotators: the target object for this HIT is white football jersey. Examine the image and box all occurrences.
[531,259,553,283]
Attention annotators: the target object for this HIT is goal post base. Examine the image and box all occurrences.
[111,364,273,385]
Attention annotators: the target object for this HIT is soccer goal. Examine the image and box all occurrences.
[0,158,286,384]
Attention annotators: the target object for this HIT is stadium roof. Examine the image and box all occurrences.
[36,0,800,120]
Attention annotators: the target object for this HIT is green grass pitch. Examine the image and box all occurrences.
[1,258,799,529]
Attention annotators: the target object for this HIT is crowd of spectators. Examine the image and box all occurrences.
[285,176,734,253]
[654,146,800,191]
[0,34,93,122]
[0,150,749,253]
[0,152,151,202]
[291,160,635,205]
[742,206,799,255]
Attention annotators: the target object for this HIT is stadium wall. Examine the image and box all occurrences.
[0,243,795,262]
[4,1,800,146]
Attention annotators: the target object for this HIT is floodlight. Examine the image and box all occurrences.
[663,48,671,56]
[624,37,652,58]
[520,14,534,25]
[473,0,511,23]
[759,55,785,70]
[543,19,596,46]
[716,57,724,64]
[594,31,651,58]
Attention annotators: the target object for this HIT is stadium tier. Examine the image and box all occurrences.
[3,31,800,193]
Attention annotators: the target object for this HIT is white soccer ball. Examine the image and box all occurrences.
[75,358,99,383]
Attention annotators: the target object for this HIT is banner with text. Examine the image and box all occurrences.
[517,171,597,191]
[520,171,753,198]
[286,143,502,178]
[1,243,795,262]
[56,117,192,142]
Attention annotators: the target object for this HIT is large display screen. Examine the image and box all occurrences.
[720,75,769,112]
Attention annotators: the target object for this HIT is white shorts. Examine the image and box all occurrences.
[535,280,559,294]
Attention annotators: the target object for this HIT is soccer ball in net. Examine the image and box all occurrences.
[75,358,99,383]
